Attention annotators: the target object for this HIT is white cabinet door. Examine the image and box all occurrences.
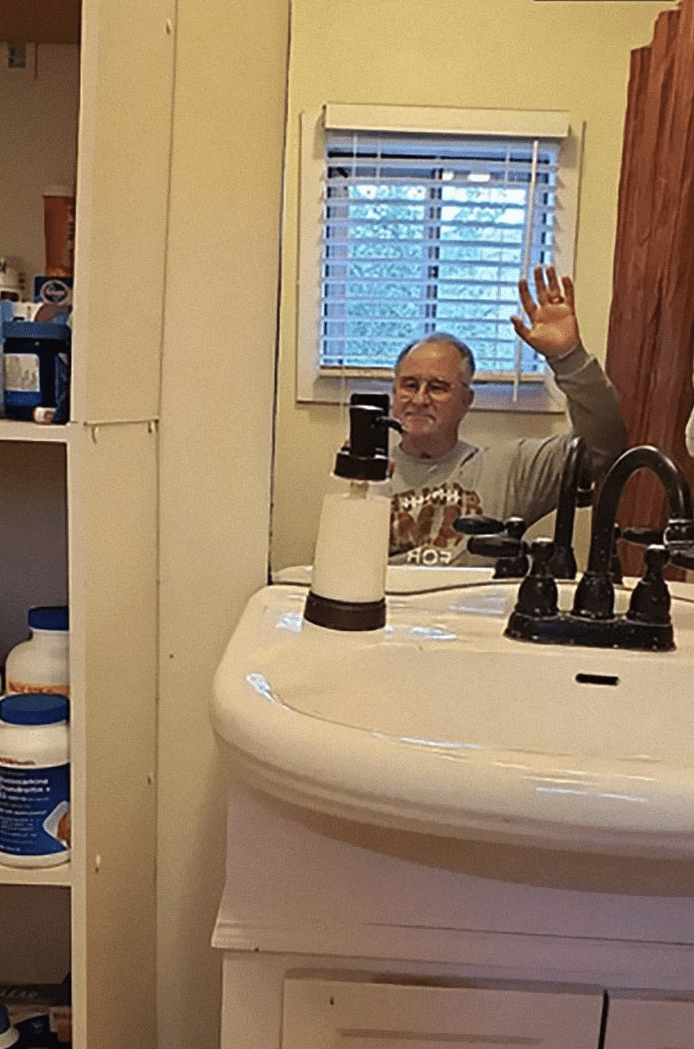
[282,977,604,1049]
[604,997,694,1049]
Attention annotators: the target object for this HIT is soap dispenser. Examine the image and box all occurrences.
[304,401,400,631]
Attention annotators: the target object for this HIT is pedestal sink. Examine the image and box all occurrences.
[212,566,694,858]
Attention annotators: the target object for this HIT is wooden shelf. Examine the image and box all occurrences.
[0,418,75,442]
[0,1,81,44]
[0,861,71,886]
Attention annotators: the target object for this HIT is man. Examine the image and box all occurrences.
[389,265,627,566]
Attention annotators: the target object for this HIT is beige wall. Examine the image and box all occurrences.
[157,1,288,1048]
[272,0,676,571]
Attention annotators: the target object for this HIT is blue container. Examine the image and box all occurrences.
[0,694,70,866]
[2,319,71,421]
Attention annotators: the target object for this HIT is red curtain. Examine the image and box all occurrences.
[605,0,694,576]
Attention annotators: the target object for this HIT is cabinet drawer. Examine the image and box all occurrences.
[605,996,694,1049]
[283,977,604,1049]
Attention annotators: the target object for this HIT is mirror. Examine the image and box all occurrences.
[270,1,675,576]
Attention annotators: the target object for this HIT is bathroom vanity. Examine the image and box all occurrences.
[213,550,694,1049]
[213,781,694,1049]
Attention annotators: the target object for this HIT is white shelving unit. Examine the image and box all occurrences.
[0,426,158,1047]
[0,0,173,1044]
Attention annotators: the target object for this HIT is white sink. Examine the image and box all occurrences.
[212,567,694,858]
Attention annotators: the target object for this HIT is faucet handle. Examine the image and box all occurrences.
[513,539,559,618]
[627,545,671,625]
[453,514,506,535]
[464,517,529,578]
[467,533,521,558]
[467,537,529,579]
[659,518,694,570]
[493,517,530,577]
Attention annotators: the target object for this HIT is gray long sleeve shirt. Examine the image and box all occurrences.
[388,344,626,566]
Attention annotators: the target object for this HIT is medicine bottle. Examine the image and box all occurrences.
[5,606,69,698]
[0,693,70,867]
[1,319,71,421]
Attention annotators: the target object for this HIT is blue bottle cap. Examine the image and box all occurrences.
[0,693,69,725]
[28,606,69,631]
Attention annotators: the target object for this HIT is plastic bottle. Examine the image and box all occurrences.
[0,693,70,867]
[304,401,399,631]
[5,607,69,698]
[1,318,71,421]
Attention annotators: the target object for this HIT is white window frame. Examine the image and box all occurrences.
[295,103,584,410]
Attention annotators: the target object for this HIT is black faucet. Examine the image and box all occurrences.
[572,445,694,620]
[505,445,694,651]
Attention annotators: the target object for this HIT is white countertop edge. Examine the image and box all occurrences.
[211,917,694,990]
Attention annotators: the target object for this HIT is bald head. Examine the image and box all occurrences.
[395,332,476,385]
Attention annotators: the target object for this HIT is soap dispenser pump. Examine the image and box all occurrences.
[304,401,401,631]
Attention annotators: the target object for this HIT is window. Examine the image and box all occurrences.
[322,131,558,376]
[296,105,582,408]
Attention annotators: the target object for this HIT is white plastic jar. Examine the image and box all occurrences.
[5,606,69,697]
[0,693,70,867]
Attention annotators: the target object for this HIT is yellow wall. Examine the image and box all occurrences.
[271,0,676,571]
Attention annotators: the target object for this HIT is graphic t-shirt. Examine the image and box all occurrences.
[388,344,627,567]
[389,436,571,566]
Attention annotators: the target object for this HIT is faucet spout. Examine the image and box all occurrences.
[587,445,692,576]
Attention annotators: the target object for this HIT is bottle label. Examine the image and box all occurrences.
[3,353,40,393]
[0,763,70,856]
[6,680,70,698]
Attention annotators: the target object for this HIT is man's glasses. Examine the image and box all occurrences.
[395,376,469,399]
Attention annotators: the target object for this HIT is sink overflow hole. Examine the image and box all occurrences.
[575,672,620,687]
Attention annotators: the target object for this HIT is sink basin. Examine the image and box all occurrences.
[212,567,694,858]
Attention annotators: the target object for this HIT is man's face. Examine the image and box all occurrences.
[392,341,473,455]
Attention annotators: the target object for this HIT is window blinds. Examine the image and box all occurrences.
[320,128,560,381]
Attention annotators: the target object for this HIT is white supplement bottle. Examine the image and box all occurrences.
[0,693,70,867]
[5,606,69,697]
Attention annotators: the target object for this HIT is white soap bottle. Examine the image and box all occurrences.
[304,401,400,631]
